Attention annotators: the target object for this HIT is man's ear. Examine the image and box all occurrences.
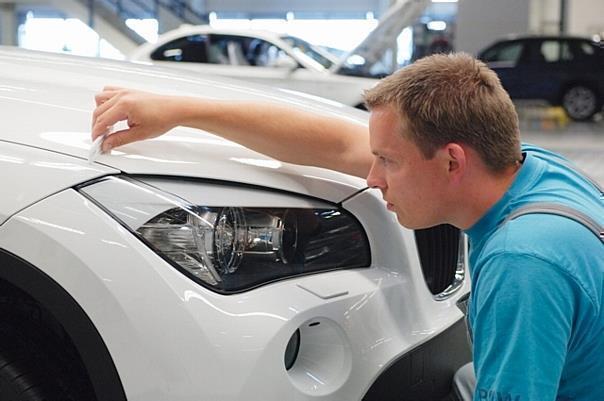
[443,143,466,178]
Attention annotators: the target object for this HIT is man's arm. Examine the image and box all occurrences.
[92,87,373,178]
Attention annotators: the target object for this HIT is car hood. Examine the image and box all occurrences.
[0,48,368,203]
[333,0,429,74]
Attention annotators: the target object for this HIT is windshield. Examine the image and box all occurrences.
[280,35,335,69]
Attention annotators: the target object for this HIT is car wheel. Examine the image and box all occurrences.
[561,85,600,121]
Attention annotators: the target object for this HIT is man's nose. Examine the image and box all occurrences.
[366,161,385,189]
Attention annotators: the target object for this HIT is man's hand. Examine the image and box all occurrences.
[92,86,179,152]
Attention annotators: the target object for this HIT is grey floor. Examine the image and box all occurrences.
[517,105,604,185]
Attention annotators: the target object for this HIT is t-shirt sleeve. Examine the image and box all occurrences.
[471,252,576,401]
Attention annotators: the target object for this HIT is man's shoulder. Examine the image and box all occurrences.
[483,212,599,259]
[478,214,603,309]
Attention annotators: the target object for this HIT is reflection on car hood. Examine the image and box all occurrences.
[0,47,368,203]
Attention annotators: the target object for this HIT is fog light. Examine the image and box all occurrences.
[284,329,301,370]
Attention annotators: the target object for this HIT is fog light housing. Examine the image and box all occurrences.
[284,329,301,371]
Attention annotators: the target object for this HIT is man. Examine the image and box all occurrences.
[92,53,603,401]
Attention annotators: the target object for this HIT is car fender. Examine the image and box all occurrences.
[0,141,118,225]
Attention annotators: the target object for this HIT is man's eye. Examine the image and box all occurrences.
[380,156,389,166]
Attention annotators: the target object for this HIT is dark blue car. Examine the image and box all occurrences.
[478,35,604,121]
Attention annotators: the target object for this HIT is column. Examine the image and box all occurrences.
[1,2,17,46]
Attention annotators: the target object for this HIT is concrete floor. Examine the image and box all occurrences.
[517,106,604,185]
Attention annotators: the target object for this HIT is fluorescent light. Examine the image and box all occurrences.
[427,21,447,31]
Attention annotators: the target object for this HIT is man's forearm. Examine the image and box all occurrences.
[176,97,372,178]
[92,88,373,178]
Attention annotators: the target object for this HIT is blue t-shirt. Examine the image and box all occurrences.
[465,144,604,401]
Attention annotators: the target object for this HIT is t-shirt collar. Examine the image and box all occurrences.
[464,151,541,245]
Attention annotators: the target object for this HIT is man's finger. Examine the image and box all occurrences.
[92,92,121,129]
[101,127,144,152]
[92,105,128,140]
[94,89,120,107]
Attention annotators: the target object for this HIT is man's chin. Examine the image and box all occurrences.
[395,213,443,230]
[394,212,415,229]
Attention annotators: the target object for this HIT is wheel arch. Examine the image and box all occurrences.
[556,79,602,105]
[0,248,127,401]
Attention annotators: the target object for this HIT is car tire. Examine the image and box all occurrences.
[0,303,95,401]
[0,324,75,401]
[561,85,600,121]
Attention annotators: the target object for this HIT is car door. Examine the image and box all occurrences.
[524,38,576,102]
[149,33,302,89]
[150,34,212,64]
[148,33,241,78]
[479,40,531,99]
[213,34,346,101]
[206,34,322,94]
[570,39,604,95]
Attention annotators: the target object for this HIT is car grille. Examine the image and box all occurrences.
[414,224,465,297]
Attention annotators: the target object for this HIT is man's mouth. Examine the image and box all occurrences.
[386,202,395,211]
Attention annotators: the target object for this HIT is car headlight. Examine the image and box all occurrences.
[78,176,370,293]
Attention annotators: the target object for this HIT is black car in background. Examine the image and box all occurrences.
[478,36,604,121]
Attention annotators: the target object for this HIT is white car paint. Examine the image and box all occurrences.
[0,47,469,401]
[130,26,379,107]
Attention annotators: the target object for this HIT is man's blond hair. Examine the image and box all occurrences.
[364,52,521,173]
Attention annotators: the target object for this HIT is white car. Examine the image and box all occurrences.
[128,0,431,108]
[0,47,470,401]
[130,26,380,108]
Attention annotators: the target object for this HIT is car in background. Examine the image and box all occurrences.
[128,2,430,108]
[0,47,470,401]
[130,26,378,108]
[478,35,604,121]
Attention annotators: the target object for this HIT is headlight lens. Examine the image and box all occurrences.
[79,176,370,293]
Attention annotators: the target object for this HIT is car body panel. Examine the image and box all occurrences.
[0,141,117,225]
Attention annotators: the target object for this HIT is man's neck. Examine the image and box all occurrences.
[455,161,522,230]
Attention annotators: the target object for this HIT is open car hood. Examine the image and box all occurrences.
[333,0,430,75]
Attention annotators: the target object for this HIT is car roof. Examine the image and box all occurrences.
[490,34,597,43]
[0,47,368,202]
[161,24,287,42]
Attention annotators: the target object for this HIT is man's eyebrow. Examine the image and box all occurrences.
[372,150,394,157]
